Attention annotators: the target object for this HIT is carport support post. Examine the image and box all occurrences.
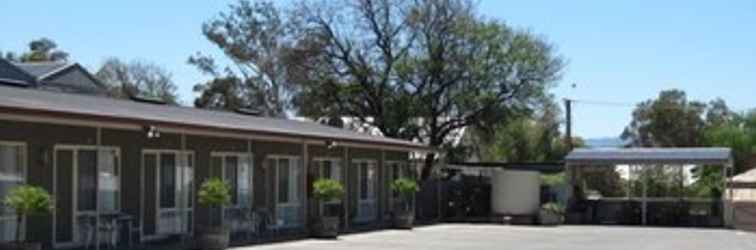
[723,161,733,227]
[302,142,309,231]
[641,164,647,226]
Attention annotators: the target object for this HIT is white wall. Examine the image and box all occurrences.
[491,169,541,215]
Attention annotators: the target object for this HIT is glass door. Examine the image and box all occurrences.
[53,146,120,247]
[212,153,253,232]
[143,151,193,238]
[356,160,377,222]
[0,142,25,243]
[271,156,302,227]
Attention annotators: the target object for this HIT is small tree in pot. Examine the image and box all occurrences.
[391,178,419,229]
[539,202,565,226]
[311,179,344,238]
[197,178,232,250]
[2,185,53,250]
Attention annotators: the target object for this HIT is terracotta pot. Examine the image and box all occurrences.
[393,210,415,229]
[312,216,340,238]
[198,226,230,250]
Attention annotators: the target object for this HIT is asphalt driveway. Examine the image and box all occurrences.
[233,224,756,250]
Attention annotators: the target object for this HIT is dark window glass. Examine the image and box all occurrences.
[225,156,238,205]
[160,153,176,208]
[360,163,368,200]
[77,150,97,211]
[277,159,289,203]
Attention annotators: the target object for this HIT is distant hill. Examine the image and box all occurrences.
[584,137,626,148]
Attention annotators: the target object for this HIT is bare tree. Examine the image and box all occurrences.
[96,58,180,104]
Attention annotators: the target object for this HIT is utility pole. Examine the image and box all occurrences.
[564,98,573,151]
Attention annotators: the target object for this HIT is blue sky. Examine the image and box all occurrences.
[1,1,755,139]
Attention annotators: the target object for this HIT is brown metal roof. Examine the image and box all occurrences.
[0,85,428,151]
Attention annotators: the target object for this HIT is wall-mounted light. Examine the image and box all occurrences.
[143,125,160,139]
[325,140,339,149]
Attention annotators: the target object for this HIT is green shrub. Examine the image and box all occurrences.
[4,185,53,242]
[391,178,419,198]
[312,178,345,203]
[198,178,231,207]
[541,202,565,215]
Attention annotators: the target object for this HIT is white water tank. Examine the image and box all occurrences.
[491,169,541,215]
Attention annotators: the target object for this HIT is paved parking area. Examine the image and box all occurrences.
[234,224,756,250]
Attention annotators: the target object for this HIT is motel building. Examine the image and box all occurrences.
[0,59,428,248]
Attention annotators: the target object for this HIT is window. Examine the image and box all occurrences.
[159,153,176,209]
[77,150,97,212]
[54,145,120,246]
[358,161,376,200]
[355,159,377,221]
[269,155,302,227]
[0,142,24,242]
[98,149,120,212]
[316,158,342,216]
[212,152,253,231]
[144,150,193,235]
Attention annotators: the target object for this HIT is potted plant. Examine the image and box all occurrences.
[311,178,345,238]
[539,202,565,226]
[2,185,53,250]
[391,178,419,229]
[197,178,232,250]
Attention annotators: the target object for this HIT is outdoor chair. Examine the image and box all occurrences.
[76,215,96,250]
[240,208,259,242]
[255,208,281,241]
[98,218,118,249]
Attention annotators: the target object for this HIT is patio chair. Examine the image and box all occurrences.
[76,215,96,250]
[255,208,281,241]
[98,217,118,250]
[240,208,259,242]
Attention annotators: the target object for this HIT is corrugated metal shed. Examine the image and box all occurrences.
[0,85,427,150]
[565,147,732,165]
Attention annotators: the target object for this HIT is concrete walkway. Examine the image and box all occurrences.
[233,224,756,250]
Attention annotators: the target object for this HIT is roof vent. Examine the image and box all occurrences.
[130,95,167,105]
[234,108,263,116]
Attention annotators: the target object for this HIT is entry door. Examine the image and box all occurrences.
[54,146,120,247]
[356,160,377,222]
[0,142,25,242]
[271,156,302,227]
[212,153,253,232]
[142,151,193,238]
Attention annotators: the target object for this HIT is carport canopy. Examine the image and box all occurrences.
[564,147,735,226]
[565,147,733,166]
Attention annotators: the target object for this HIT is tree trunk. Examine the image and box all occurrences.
[420,153,436,181]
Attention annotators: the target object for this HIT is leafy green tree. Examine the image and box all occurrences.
[621,89,707,147]
[95,57,180,104]
[190,0,294,117]
[289,0,564,179]
[17,38,69,62]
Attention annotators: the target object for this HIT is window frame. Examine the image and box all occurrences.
[141,149,195,237]
[53,144,121,247]
[210,152,254,209]
[0,141,26,243]
[269,154,302,227]
[354,158,378,222]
